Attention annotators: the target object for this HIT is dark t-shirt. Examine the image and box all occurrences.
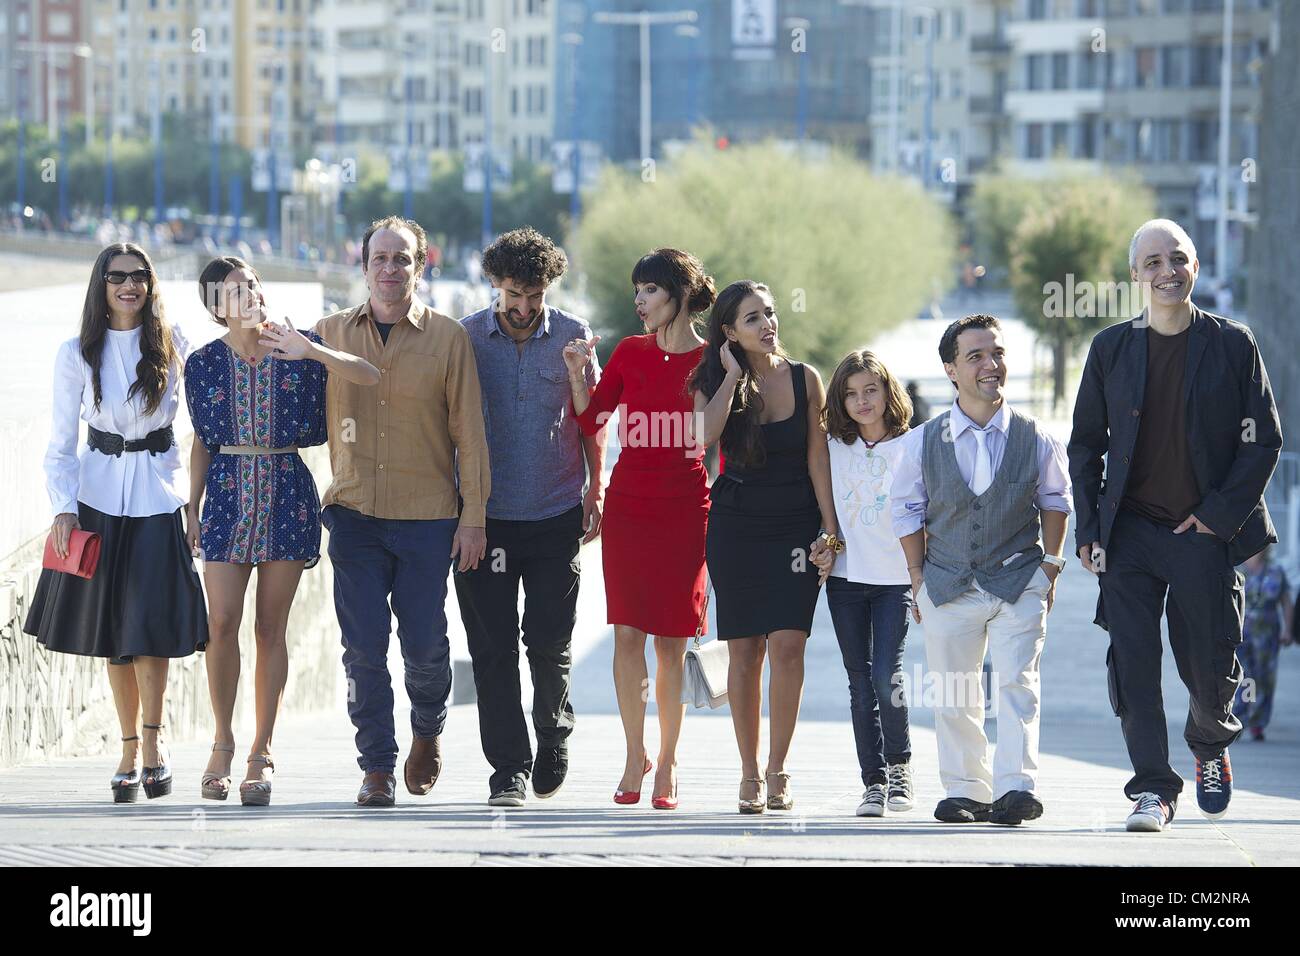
[1121,324,1202,526]
[374,318,396,345]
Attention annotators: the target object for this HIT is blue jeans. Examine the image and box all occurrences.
[826,578,912,785]
[323,505,458,774]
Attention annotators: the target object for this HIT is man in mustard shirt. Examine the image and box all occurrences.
[316,216,490,807]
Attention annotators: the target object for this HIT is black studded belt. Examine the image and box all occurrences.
[87,424,175,458]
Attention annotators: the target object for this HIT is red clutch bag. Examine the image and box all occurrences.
[42,528,102,579]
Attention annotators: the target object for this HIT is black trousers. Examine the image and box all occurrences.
[1098,508,1244,804]
[453,505,582,791]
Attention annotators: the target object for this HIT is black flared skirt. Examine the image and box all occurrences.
[23,502,209,663]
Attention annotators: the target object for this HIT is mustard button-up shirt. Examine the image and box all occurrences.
[315,299,490,525]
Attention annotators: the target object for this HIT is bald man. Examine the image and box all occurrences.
[1068,219,1281,832]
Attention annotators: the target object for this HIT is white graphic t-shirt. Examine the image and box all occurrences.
[827,432,912,585]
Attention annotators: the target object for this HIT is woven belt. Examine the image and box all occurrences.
[87,424,175,458]
[219,445,299,456]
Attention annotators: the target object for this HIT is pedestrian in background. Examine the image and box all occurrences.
[1235,546,1292,741]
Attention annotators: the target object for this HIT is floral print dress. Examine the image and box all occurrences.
[184,332,328,565]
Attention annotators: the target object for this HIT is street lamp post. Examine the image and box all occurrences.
[1215,0,1236,289]
[592,9,698,162]
[150,58,164,224]
[783,17,810,142]
[562,32,584,223]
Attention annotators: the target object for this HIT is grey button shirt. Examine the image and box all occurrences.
[461,304,600,521]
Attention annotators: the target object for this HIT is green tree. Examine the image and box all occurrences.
[1007,175,1155,411]
[570,138,955,372]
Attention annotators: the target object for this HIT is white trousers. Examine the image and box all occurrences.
[917,568,1050,803]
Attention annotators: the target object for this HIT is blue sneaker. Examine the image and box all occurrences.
[1195,751,1232,820]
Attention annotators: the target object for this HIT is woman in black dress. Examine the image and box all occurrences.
[689,280,838,814]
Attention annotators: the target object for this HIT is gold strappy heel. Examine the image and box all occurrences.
[739,776,766,815]
[240,753,274,807]
[766,770,794,811]
[201,743,235,801]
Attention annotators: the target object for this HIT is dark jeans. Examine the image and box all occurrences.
[322,504,458,774]
[826,577,912,785]
[453,505,581,791]
[1099,508,1245,804]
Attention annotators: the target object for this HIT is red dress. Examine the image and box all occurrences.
[576,334,709,636]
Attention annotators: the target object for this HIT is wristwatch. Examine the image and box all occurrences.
[1041,554,1066,572]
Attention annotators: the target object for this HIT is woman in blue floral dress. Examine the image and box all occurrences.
[185,256,379,804]
[1234,547,1293,741]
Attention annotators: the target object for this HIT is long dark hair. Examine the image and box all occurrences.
[198,255,260,326]
[824,350,913,444]
[80,243,175,414]
[687,279,789,468]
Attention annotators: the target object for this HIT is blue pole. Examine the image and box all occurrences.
[57,122,68,227]
[404,73,414,221]
[267,150,278,252]
[104,129,114,216]
[922,15,934,187]
[569,42,580,224]
[796,48,808,142]
[209,114,220,228]
[153,125,164,222]
[230,173,243,243]
[17,106,26,217]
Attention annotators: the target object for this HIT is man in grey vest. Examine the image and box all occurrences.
[891,314,1073,825]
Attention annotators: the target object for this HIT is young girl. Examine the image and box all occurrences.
[812,350,915,817]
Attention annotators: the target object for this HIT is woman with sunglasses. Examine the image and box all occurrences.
[24,243,209,803]
[186,256,379,805]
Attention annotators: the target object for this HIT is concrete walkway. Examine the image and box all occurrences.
[2,559,1297,867]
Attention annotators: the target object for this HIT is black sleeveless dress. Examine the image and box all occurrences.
[706,362,823,639]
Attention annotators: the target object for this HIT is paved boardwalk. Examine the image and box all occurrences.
[2,563,1297,867]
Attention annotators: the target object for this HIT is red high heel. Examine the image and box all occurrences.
[652,776,679,811]
[614,756,653,805]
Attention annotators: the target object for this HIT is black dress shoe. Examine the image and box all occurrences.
[532,745,568,800]
[934,797,992,823]
[989,790,1044,826]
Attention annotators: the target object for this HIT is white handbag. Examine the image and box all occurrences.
[681,578,728,709]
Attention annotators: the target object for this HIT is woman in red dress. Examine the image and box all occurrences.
[565,248,715,810]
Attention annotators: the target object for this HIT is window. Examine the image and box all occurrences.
[1024,123,1045,159]
[1135,46,1156,87]
[1079,115,1098,157]
[48,12,73,35]
[1078,52,1101,88]
[1027,0,1048,19]
[1025,53,1046,90]
[1191,43,1220,85]
[1051,52,1069,89]
[1161,45,1188,86]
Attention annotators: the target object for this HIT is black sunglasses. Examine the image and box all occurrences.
[104,269,152,285]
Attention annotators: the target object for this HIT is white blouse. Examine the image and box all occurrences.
[827,433,913,586]
[44,324,192,519]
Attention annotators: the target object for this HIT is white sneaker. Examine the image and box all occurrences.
[886,762,914,811]
[1125,792,1173,832]
[856,783,887,817]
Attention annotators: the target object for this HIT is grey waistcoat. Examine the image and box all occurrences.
[921,407,1044,606]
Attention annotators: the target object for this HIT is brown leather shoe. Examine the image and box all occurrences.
[404,735,442,796]
[357,771,396,807]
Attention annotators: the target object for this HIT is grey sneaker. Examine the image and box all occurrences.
[488,773,527,808]
[1125,792,1173,832]
[856,783,887,817]
[886,762,914,811]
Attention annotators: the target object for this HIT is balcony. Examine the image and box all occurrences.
[969,94,1005,115]
[970,33,1011,55]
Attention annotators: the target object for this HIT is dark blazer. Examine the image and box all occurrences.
[1068,307,1281,566]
